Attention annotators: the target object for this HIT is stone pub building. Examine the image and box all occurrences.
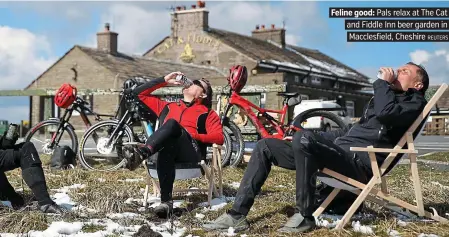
[25,1,372,131]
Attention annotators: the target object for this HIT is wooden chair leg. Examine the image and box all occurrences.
[151,178,160,197]
[313,188,341,218]
[215,146,223,197]
[381,177,388,194]
[335,178,378,229]
[410,153,425,216]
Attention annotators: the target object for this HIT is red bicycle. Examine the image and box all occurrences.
[219,65,348,167]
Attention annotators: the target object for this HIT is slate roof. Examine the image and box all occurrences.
[206,28,370,84]
[79,46,226,80]
[26,45,226,89]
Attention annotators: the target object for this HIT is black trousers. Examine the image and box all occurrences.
[0,142,53,206]
[146,119,202,202]
[231,130,372,217]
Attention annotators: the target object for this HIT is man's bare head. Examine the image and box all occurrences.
[392,62,429,93]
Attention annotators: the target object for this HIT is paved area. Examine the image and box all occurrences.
[243,135,449,157]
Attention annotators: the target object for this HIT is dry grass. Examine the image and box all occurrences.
[419,152,449,163]
[2,154,449,236]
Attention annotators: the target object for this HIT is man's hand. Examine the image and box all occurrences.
[379,67,396,83]
[164,72,183,85]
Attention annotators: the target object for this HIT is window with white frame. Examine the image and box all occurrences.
[311,76,321,85]
[346,101,355,118]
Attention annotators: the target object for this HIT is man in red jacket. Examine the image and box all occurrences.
[124,71,224,217]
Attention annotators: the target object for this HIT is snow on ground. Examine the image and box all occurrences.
[199,196,235,212]
[230,182,240,189]
[118,178,145,183]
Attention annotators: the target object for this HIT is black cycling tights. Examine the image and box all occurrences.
[145,119,202,202]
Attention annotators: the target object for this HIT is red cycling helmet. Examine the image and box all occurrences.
[228,65,248,93]
[54,83,77,108]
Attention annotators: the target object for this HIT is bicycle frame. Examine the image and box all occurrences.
[44,97,114,149]
[104,94,155,148]
[221,91,288,139]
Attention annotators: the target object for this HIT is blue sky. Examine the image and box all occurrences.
[0,1,448,123]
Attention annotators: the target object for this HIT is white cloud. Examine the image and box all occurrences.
[286,34,299,45]
[410,49,431,65]
[83,1,323,54]
[0,26,56,90]
[409,46,449,85]
[86,4,171,55]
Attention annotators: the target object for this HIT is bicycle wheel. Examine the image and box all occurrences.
[224,121,245,168]
[24,120,78,155]
[78,120,134,171]
[290,110,349,134]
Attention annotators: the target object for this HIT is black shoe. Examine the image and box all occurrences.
[40,203,68,215]
[154,201,173,219]
[123,146,143,171]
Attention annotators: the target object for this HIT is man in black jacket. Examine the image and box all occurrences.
[203,62,429,233]
[0,130,66,214]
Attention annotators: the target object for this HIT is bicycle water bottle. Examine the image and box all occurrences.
[377,70,397,81]
[5,124,18,140]
[175,74,193,87]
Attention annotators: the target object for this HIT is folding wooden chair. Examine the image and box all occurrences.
[313,83,449,230]
[142,143,224,208]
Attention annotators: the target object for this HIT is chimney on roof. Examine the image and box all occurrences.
[170,1,209,38]
[96,23,118,55]
[251,23,286,48]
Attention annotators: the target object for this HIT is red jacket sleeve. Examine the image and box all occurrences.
[132,77,169,117]
[192,110,224,145]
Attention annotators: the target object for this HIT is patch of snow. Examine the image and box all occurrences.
[199,196,235,211]
[118,178,144,182]
[150,221,186,237]
[32,221,83,236]
[51,184,86,193]
[230,182,240,188]
[195,213,205,220]
[388,229,400,237]
[418,234,439,237]
[397,220,408,227]
[285,46,360,78]
[226,227,236,236]
[352,221,374,235]
[97,178,105,182]
[186,187,200,196]
[275,185,286,188]
[71,205,97,214]
[138,207,146,212]
[107,212,141,219]
[52,192,77,210]
[240,235,248,237]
